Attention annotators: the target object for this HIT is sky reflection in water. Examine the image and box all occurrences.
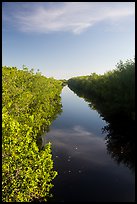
[42,86,135,202]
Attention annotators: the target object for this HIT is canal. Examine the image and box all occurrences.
[42,85,135,202]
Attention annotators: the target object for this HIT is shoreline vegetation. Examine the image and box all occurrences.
[2,66,63,202]
[2,58,135,201]
[68,58,135,172]
[68,58,135,121]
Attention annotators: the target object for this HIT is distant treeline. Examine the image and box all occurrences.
[59,79,68,86]
[2,66,63,202]
[68,58,135,121]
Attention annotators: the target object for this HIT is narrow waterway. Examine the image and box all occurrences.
[42,86,135,202]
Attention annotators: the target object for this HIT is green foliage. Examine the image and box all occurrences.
[68,58,135,172]
[68,58,135,120]
[2,66,63,202]
[59,79,68,86]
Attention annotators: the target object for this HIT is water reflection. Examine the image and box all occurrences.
[37,95,63,150]
[42,125,109,166]
[42,126,134,202]
[69,86,135,173]
[104,120,135,172]
[88,98,135,173]
[41,86,134,202]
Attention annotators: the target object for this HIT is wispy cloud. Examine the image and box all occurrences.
[3,2,135,34]
[41,126,109,166]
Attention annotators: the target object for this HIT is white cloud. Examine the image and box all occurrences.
[4,2,135,34]
[73,125,92,136]
[41,126,109,166]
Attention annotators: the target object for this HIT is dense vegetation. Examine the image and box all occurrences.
[68,58,135,121]
[2,66,63,202]
[68,58,135,171]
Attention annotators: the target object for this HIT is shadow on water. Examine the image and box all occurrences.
[69,86,135,173]
[36,95,63,151]
[103,119,135,173]
[89,101,135,173]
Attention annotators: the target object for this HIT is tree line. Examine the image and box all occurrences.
[68,58,135,121]
[68,58,135,172]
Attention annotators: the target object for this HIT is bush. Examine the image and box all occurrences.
[2,66,63,202]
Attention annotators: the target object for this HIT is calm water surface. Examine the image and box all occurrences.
[42,86,135,202]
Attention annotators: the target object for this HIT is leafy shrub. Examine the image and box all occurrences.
[2,66,63,202]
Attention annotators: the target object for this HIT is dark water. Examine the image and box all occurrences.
[42,86,135,202]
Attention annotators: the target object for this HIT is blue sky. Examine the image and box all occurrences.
[2,2,135,79]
